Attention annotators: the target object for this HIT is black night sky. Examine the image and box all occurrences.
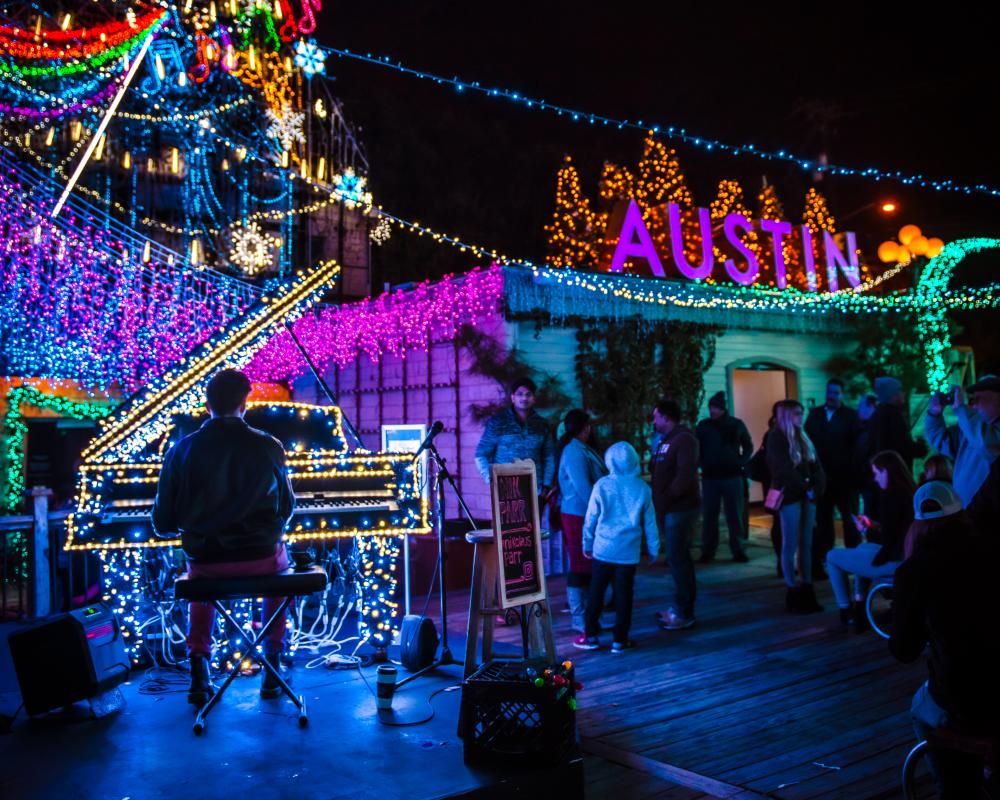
[319,4,999,361]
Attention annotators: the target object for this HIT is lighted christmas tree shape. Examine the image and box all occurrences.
[758,181,802,289]
[599,161,635,201]
[544,156,604,270]
[709,179,763,277]
[802,187,837,290]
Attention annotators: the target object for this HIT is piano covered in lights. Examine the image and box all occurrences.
[64,261,432,650]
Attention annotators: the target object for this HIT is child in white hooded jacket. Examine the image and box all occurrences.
[574,441,659,652]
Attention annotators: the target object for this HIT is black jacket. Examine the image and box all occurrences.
[867,485,914,566]
[695,414,753,480]
[804,405,859,489]
[765,428,826,504]
[651,425,700,516]
[153,417,295,563]
[890,523,1000,728]
[870,403,926,468]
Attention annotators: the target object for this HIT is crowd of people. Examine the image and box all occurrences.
[475,373,1000,797]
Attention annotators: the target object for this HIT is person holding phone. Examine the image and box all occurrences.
[826,450,915,632]
[925,375,1000,506]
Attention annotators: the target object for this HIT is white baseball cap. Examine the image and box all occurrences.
[913,481,963,521]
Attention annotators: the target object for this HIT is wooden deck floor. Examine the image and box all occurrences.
[466,514,929,800]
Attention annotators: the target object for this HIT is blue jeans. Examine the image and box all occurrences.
[701,477,746,558]
[911,681,988,798]
[778,499,816,587]
[826,542,898,609]
[663,510,698,618]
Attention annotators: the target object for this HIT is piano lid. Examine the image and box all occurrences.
[158,402,348,458]
[79,260,341,465]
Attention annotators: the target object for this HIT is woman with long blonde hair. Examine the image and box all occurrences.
[765,400,826,612]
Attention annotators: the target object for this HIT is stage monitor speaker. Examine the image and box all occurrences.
[8,604,129,716]
[399,614,438,672]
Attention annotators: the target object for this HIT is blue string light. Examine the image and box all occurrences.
[322,45,1000,200]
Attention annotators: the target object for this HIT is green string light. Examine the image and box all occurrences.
[2,386,114,513]
[913,238,1000,391]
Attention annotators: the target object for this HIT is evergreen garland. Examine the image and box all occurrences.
[575,320,719,460]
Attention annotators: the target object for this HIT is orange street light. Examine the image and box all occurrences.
[881,201,897,213]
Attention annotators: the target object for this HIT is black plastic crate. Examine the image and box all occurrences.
[459,659,577,766]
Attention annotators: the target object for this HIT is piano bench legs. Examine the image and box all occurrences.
[191,597,307,735]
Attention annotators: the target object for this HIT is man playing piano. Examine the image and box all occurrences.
[152,369,295,705]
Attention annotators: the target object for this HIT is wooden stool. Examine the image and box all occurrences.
[174,566,327,734]
[463,529,555,678]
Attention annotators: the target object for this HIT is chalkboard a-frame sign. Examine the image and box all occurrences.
[489,460,547,609]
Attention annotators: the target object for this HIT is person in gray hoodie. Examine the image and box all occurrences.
[574,442,659,652]
[925,375,1000,506]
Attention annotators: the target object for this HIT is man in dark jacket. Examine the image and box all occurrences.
[153,369,295,705]
[869,376,927,468]
[890,481,1000,799]
[805,378,861,576]
[696,391,752,563]
[650,398,700,630]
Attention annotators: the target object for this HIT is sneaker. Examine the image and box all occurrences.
[733,551,750,563]
[657,609,695,630]
[611,640,637,653]
[572,635,600,651]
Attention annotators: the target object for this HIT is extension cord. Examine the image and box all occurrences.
[324,653,359,668]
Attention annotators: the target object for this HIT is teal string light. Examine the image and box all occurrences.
[913,238,1000,391]
[323,46,1000,199]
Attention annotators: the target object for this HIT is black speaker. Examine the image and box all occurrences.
[8,604,129,716]
[399,614,438,672]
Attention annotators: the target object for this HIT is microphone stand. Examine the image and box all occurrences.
[394,438,478,688]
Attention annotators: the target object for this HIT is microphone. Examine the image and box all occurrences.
[412,421,444,461]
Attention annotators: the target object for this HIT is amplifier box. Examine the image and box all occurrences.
[8,604,130,716]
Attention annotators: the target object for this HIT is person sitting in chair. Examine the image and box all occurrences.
[153,369,295,705]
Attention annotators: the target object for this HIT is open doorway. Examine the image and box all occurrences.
[729,362,798,501]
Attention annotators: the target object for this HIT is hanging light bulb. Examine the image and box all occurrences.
[316,156,326,181]
[281,150,289,168]
[248,45,256,70]
[45,127,55,146]
[190,239,200,265]
[61,13,72,30]
[122,151,131,169]
[178,72,187,87]
[209,1,217,20]
[155,54,165,81]
[142,241,151,263]
[71,120,82,141]
[94,134,106,160]
[314,98,327,119]
[170,148,180,174]
[273,0,282,19]
[34,16,41,35]
[300,159,308,179]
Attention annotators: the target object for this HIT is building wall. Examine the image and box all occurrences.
[508,319,856,425]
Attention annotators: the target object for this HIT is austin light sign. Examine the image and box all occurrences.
[608,198,861,291]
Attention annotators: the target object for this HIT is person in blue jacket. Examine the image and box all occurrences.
[557,409,607,632]
[924,375,1000,507]
[474,378,556,491]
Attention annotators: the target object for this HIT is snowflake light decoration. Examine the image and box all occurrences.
[265,103,306,151]
[229,221,280,275]
[332,167,373,210]
[370,216,392,246]
[294,38,326,78]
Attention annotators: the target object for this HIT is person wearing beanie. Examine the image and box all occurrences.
[890,481,1000,798]
[695,391,753,563]
[924,375,1000,507]
[805,378,862,577]
[868,376,927,469]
